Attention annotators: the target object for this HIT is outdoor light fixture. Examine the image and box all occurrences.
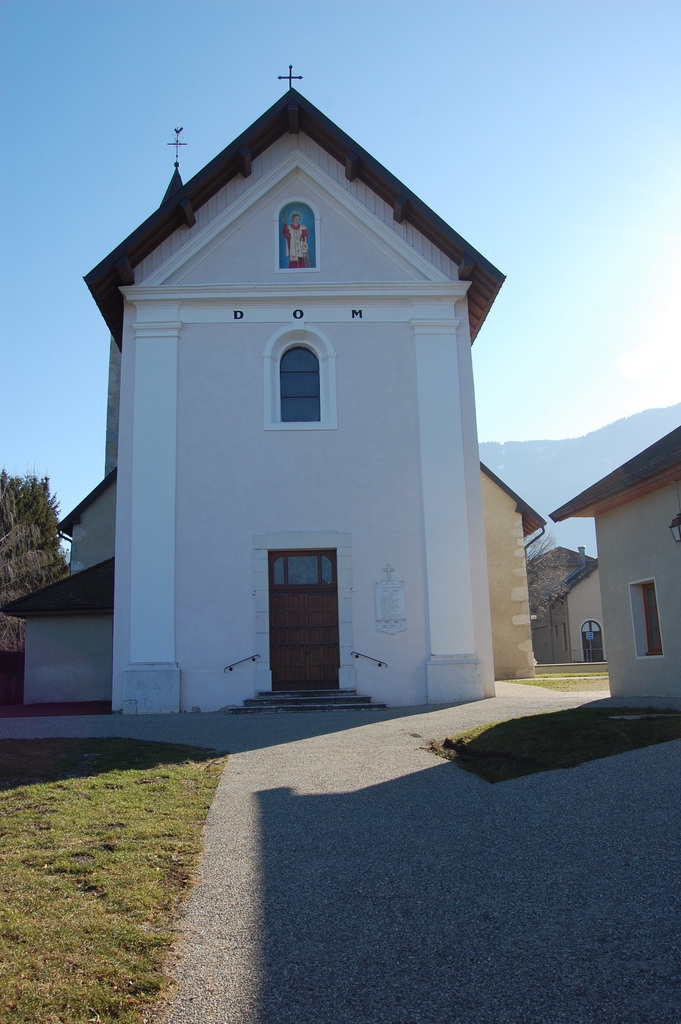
[669,512,681,543]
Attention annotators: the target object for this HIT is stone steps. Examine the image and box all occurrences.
[229,690,387,714]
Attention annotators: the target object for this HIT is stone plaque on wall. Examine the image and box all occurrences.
[376,566,406,634]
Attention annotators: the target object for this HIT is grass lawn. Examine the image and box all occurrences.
[0,738,226,1024]
[430,706,681,783]
[507,673,610,691]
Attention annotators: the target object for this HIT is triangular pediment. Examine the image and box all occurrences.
[139,150,451,288]
[86,89,504,345]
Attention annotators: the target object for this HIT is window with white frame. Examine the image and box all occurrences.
[264,326,337,430]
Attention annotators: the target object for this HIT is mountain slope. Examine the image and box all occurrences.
[480,404,681,555]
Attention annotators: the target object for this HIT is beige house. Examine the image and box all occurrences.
[551,426,681,698]
[530,547,605,665]
[481,465,544,679]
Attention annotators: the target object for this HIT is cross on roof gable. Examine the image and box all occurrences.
[85,89,505,348]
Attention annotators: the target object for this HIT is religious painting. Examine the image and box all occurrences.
[278,202,316,270]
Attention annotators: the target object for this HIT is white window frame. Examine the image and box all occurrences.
[264,325,337,430]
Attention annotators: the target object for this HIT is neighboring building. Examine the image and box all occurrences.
[551,426,681,698]
[529,546,605,665]
[5,88,514,712]
[480,464,544,679]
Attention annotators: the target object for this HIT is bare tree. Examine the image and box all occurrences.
[524,532,572,623]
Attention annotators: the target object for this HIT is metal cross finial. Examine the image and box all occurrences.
[278,64,302,89]
[167,125,187,169]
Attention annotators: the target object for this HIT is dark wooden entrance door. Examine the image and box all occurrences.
[269,550,339,691]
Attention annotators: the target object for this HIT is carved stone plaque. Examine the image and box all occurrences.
[376,575,406,634]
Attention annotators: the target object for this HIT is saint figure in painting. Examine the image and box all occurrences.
[282,211,310,268]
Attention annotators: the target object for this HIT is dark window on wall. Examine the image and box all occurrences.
[642,582,663,655]
[581,620,604,662]
[280,347,320,422]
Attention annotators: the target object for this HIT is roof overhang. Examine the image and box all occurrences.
[85,90,505,349]
[551,426,681,522]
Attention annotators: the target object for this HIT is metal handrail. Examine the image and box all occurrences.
[351,651,387,667]
[224,655,260,673]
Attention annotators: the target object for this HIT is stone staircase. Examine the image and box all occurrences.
[229,689,387,714]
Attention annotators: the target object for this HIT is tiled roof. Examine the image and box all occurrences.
[481,462,546,537]
[2,559,114,617]
[85,89,505,348]
[551,425,681,521]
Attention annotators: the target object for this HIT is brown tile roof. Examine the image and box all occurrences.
[551,425,681,521]
[481,462,546,536]
[85,89,505,348]
[2,559,114,617]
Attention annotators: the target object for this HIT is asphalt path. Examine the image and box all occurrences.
[2,682,679,1023]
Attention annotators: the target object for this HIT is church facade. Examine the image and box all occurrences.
[8,91,511,712]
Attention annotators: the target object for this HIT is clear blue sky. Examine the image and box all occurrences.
[1,0,680,521]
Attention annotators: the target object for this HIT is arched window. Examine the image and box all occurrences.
[581,620,604,662]
[279,347,320,422]
[263,326,337,430]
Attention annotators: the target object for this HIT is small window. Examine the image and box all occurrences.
[630,580,664,657]
[642,582,662,655]
[280,347,320,422]
[269,550,336,587]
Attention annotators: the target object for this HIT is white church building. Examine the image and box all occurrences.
[6,89,516,713]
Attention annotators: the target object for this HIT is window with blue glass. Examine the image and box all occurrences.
[280,347,320,422]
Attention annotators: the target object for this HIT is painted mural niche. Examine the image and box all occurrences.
[279,202,316,269]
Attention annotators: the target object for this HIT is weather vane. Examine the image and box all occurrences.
[278,65,302,89]
[167,125,187,169]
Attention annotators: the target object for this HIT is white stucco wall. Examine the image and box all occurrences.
[596,485,681,696]
[24,615,113,704]
[111,137,495,712]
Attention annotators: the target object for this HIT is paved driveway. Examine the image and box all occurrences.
[2,683,679,1023]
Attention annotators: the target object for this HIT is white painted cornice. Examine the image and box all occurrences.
[121,281,470,305]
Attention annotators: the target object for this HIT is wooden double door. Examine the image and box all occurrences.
[268,550,340,691]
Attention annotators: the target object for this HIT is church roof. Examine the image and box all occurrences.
[85,89,505,348]
[1,559,114,617]
[551,425,681,521]
[59,468,117,538]
[161,166,184,205]
[480,463,545,537]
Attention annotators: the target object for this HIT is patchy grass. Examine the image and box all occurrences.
[430,707,681,783]
[508,673,610,691]
[0,738,225,1023]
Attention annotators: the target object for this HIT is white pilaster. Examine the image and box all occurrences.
[123,320,181,713]
[413,317,484,702]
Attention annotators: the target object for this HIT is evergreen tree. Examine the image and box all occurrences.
[0,471,69,650]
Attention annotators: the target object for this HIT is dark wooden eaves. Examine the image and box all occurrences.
[59,469,117,538]
[551,425,681,521]
[85,89,505,348]
[481,463,546,537]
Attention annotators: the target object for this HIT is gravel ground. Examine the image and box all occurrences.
[2,682,680,1023]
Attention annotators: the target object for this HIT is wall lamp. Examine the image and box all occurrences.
[669,512,681,543]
